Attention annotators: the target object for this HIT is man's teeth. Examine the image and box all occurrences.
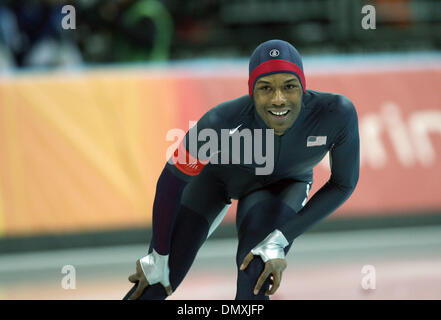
[269,110,289,116]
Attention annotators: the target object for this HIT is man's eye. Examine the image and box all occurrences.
[260,86,271,91]
[286,84,298,90]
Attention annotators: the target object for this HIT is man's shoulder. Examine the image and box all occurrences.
[212,94,253,113]
[304,89,356,117]
[207,95,254,126]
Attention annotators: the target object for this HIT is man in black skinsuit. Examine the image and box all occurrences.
[124,39,360,300]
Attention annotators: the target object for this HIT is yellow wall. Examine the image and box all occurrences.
[0,71,179,236]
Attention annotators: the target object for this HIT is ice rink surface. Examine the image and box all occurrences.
[1,225,440,300]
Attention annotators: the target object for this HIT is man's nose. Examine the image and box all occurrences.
[271,89,287,106]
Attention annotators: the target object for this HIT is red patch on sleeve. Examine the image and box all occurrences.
[172,142,208,176]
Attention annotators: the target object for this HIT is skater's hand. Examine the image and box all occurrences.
[128,259,150,300]
[240,252,287,296]
[127,250,173,299]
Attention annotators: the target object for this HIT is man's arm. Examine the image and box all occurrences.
[127,107,222,299]
[150,106,224,256]
[150,149,207,256]
[278,98,360,241]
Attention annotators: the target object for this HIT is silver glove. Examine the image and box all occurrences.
[139,249,171,288]
[251,229,289,262]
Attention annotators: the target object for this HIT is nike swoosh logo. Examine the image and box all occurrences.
[229,124,243,135]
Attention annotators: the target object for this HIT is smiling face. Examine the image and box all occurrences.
[253,73,303,136]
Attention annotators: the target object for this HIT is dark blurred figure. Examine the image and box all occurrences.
[75,0,173,63]
[0,0,82,70]
[0,2,17,69]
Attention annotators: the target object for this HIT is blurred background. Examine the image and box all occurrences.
[0,0,440,299]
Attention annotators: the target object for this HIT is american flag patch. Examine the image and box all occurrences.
[307,136,327,147]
